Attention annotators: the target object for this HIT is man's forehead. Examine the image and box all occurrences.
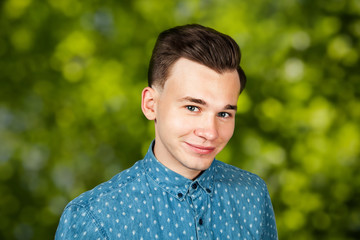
[166,58,239,84]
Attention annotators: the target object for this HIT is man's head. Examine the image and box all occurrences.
[142,24,246,180]
[148,24,246,93]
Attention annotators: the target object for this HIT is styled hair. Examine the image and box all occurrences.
[148,24,246,93]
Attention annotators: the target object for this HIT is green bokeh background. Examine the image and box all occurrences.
[1,0,359,239]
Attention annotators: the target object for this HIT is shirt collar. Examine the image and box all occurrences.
[142,141,215,200]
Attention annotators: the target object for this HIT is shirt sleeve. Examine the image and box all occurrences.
[260,185,278,240]
[55,204,107,240]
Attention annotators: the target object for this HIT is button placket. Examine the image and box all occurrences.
[190,185,208,239]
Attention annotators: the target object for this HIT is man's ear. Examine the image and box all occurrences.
[141,87,157,120]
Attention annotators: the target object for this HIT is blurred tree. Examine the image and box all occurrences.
[0,0,359,239]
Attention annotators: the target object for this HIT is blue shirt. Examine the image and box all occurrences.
[56,142,278,239]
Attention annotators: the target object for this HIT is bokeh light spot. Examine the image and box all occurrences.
[10,28,33,52]
[284,58,304,82]
[4,0,32,19]
[292,31,311,51]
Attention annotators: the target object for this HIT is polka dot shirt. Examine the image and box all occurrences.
[55,142,278,239]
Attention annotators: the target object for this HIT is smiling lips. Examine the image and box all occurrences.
[185,142,216,154]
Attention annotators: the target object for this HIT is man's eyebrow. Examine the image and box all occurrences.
[225,104,237,111]
[179,97,207,106]
[179,97,237,110]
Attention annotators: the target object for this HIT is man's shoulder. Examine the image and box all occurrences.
[56,160,147,239]
[213,160,267,189]
[65,160,145,209]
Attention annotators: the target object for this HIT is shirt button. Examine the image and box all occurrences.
[199,218,203,225]
[206,188,212,193]
[192,183,198,189]
[177,192,183,198]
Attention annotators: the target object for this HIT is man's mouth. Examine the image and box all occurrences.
[185,142,216,154]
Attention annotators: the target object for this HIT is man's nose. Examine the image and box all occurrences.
[194,116,219,141]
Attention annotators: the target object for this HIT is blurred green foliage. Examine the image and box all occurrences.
[0,0,359,239]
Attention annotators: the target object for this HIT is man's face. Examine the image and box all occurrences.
[152,58,240,179]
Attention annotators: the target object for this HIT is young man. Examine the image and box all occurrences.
[56,24,278,239]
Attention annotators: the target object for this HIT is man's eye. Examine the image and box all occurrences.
[218,112,231,118]
[186,106,199,112]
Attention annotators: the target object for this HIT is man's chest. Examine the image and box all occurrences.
[90,187,262,240]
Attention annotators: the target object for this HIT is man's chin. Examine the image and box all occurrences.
[190,157,215,171]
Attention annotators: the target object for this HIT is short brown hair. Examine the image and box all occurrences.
[148,24,246,93]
